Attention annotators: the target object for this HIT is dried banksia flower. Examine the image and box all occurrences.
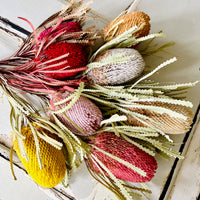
[88,132,157,182]
[0,1,99,93]
[103,11,151,42]
[12,125,66,188]
[126,102,193,134]
[49,91,103,136]
[35,21,87,79]
[36,42,87,79]
[87,48,145,86]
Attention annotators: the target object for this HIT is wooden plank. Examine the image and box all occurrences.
[168,109,200,200]
[161,104,200,199]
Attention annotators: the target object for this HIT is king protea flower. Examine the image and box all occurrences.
[88,132,157,182]
[0,1,98,94]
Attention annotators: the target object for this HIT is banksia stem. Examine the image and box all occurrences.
[103,11,151,42]
[12,125,66,188]
[88,132,157,183]
[126,102,193,134]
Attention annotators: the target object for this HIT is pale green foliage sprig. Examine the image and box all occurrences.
[81,66,197,158]
[0,78,90,174]
[90,23,165,61]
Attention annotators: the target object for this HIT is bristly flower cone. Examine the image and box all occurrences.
[36,21,87,79]
[88,132,157,183]
[0,1,99,94]
[37,42,87,79]
[87,48,145,86]
[103,11,151,42]
[48,91,103,136]
[12,125,66,188]
[126,102,193,134]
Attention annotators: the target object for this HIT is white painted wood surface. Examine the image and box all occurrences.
[169,115,200,200]
[0,0,200,200]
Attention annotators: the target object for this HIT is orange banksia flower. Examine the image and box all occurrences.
[103,11,151,42]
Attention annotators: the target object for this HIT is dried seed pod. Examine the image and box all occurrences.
[88,132,157,182]
[126,102,193,134]
[12,125,66,188]
[87,48,145,86]
[103,11,151,42]
[49,92,103,136]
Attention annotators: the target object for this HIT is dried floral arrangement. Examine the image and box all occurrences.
[0,0,198,199]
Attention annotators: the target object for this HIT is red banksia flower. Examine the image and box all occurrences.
[89,132,157,182]
[0,2,99,94]
[36,42,87,79]
[48,91,103,136]
[35,21,87,79]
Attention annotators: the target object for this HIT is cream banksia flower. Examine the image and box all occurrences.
[126,102,193,134]
[87,48,145,86]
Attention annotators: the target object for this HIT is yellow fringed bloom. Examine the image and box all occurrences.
[12,126,66,188]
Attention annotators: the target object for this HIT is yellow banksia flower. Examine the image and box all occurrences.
[12,125,66,188]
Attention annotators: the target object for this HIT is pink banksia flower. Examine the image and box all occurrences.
[48,91,103,136]
[88,132,157,182]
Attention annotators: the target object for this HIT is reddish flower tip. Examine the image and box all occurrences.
[38,22,82,41]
